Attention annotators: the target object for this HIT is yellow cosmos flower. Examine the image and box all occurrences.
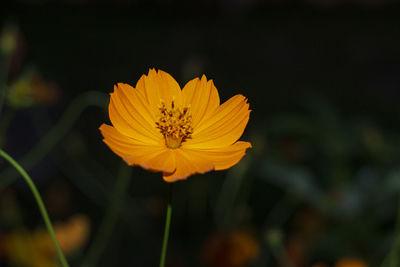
[99,69,251,182]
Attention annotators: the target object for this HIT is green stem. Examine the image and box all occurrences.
[266,229,294,267]
[0,149,69,267]
[0,56,11,116]
[81,164,132,267]
[215,156,250,229]
[0,108,15,147]
[159,183,173,267]
[381,194,400,267]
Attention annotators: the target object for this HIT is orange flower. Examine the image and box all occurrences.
[99,69,251,182]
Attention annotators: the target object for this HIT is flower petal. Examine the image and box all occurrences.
[182,75,220,129]
[113,83,163,139]
[186,141,252,170]
[162,148,213,182]
[183,94,250,149]
[108,85,164,146]
[99,124,175,173]
[116,83,157,127]
[135,69,183,113]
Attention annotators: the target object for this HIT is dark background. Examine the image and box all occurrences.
[1,1,400,266]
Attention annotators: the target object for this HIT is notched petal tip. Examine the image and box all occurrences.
[98,123,107,131]
[140,162,175,174]
[236,94,248,102]
[162,166,214,183]
[157,69,169,75]
[162,172,189,183]
[147,68,158,76]
[163,157,215,183]
[122,156,135,166]
[123,157,174,173]
[115,82,135,92]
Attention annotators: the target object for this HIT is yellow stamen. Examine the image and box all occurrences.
[155,98,193,149]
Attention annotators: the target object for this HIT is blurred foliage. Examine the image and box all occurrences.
[253,96,400,266]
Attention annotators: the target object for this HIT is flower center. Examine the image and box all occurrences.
[155,98,193,149]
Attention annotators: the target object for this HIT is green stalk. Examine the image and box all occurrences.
[215,156,250,229]
[380,194,400,267]
[0,108,15,147]
[0,149,69,267]
[81,164,132,267]
[159,183,173,267]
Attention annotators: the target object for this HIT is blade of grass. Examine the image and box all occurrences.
[81,163,132,267]
[0,149,70,267]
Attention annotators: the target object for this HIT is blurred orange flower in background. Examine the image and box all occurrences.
[6,72,60,108]
[51,214,91,255]
[334,258,368,267]
[202,229,259,267]
[1,214,90,267]
[311,258,368,267]
[99,69,251,182]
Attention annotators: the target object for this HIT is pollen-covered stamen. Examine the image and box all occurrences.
[155,99,193,149]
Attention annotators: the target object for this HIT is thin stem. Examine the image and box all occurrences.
[215,155,250,229]
[0,149,69,267]
[263,192,298,228]
[381,194,400,267]
[0,108,15,147]
[266,229,294,267]
[81,164,132,267]
[159,183,173,267]
[0,55,12,117]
